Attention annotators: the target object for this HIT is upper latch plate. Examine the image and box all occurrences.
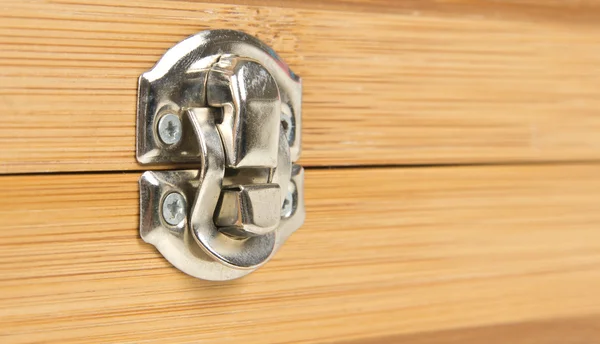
[136,30,304,281]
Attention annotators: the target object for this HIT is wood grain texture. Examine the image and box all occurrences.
[346,314,600,344]
[1,164,599,343]
[198,0,600,22]
[2,0,600,172]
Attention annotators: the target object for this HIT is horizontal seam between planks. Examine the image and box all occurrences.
[1,159,600,177]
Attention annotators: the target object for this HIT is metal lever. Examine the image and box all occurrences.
[206,54,291,238]
[136,30,304,281]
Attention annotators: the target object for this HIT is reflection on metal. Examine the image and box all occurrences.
[137,30,304,281]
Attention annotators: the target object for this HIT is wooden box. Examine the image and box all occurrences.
[1,1,599,342]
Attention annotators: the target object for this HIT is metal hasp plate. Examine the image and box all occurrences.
[136,30,304,281]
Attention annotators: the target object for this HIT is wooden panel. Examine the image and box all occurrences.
[346,314,600,344]
[2,0,600,173]
[1,164,599,343]
[198,0,600,21]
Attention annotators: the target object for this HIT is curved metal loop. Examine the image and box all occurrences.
[138,161,304,280]
[186,108,277,269]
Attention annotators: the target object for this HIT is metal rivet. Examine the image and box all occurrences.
[157,113,182,145]
[161,192,186,226]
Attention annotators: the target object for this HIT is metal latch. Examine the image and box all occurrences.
[136,30,304,281]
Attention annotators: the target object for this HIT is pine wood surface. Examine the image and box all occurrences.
[2,0,600,172]
[1,164,599,343]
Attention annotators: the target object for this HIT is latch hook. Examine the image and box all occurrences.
[136,30,304,281]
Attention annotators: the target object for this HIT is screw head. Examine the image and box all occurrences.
[280,108,294,146]
[162,192,186,226]
[281,189,295,218]
[157,113,182,145]
[281,116,291,139]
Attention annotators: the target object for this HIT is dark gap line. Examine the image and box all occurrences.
[1,159,600,178]
[305,159,600,171]
[0,169,150,178]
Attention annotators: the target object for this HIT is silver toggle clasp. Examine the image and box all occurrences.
[136,30,304,281]
[207,54,289,238]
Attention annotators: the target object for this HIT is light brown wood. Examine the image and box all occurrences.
[2,0,600,173]
[1,164,599,343]
[347,314,600,344]
[197,0,600,21]
[2,1,599,342]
